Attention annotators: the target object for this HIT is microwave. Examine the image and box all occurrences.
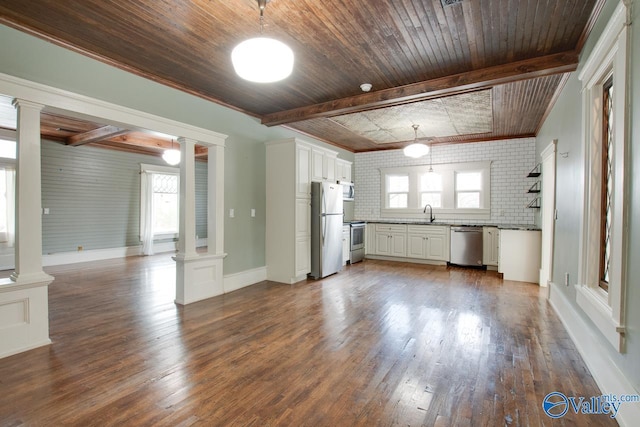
[339,181,354,201]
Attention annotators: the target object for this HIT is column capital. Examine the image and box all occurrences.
[11,98,44,111]
[177,136,198,145]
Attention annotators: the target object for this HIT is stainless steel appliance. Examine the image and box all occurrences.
[450,226,484,267]
[349,221,365,263]
[309,181,344,279]
[339,180,355,201]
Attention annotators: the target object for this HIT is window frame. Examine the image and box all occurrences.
[575,1,629,353]
[380,161,491,220]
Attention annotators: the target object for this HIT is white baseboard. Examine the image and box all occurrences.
[548,282,639,426]
[365,255,447,266]
[38,238,208,267]
[224,266,267,293]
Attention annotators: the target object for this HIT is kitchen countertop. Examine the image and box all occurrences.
[361,220,540,231]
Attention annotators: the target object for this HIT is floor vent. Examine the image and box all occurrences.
[441,0,464,6]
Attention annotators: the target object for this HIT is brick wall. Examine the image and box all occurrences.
[354,138,537,225]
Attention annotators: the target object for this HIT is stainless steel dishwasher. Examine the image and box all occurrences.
[450,226,483,267]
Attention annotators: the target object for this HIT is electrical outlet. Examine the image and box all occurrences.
[565,272,569,286]
[251,208,256,217]
[229,208,235,218]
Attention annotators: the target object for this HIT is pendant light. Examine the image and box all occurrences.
[162,140,181,166]
[231,0,294,83]
[403,124,429,158]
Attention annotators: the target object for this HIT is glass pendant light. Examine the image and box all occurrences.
[403,124,429,158]
[231,0,294,83]
[163,140,180,165]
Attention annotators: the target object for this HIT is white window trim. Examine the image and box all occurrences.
[380,161,491,220]
[576,0,629,353]
[140,163,180,239]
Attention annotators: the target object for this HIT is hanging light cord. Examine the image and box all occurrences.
[258,0,268,34]
[429,140,434,172]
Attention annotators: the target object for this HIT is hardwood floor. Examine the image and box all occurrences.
[0,257,616,426]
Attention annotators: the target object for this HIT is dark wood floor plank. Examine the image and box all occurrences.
[0,256,617,426]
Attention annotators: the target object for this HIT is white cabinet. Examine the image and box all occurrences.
[335,158,352,182]
[482,227,499,267]
[311,147,338,182]
[499,229,541,283]
[406,225,450,261]
[295,144,311,198]
[342,225,350,265]
[373,224,407,257]
[265,138,316,284]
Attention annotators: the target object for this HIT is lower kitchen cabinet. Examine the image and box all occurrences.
[482,226,499,267]
[406,225,449,261]
[374,224,407,257]
[342,225,350,265]
[499,229,541,283]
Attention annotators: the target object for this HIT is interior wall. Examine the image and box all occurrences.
[40,140,208,254]
[0,23,354,275]
[354,137,537,225]
[536,0,639,395]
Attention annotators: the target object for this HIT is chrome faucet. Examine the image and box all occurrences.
[423,204,435,223]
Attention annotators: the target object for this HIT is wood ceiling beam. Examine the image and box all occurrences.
[103,132,209,157]
[261,51,579,127]
[66,125,131,146]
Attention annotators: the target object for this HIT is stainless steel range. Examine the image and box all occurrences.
[349,221,365,263]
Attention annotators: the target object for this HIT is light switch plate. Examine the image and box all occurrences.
[251,209,256,217]
[229,208,235,218]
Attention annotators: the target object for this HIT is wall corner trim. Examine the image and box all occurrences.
[548,282,640,426]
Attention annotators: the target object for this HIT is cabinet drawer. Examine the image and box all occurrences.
[375,224,407,233]
[407,225,448,235]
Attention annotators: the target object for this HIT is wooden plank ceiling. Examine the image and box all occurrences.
[0,0,603,154]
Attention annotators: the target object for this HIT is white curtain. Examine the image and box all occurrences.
[5,168,15,248]
[140,171,155,255]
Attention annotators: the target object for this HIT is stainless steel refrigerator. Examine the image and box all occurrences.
[309,181,343,279]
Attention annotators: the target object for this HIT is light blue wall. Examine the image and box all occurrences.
[536,0,639,392]
[0,23,354,275]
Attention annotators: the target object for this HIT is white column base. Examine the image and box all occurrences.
[0,277,53,359]
[173,253,226,305]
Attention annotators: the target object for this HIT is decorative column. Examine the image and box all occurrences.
[173,138,225,304]
[0,99,53,359]
[175,137,198,260]
[208,144,225,255]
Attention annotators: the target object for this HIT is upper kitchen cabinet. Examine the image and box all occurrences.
[335,158,352,182]
[311,147,337,183]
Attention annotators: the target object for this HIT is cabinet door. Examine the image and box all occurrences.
[425,234,447,261]
[407,234,426,258]
[342,226,350,265]
[482,227,499,266]
[324,154,336,182]
[296,144,311,198]
[311,148,324,182]
[365,224,376,255]
[390,233,406,257]
[295,236,310,276]
[295,198,311,238]
[375,232,391,255]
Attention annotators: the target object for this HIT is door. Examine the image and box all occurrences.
[539,141,556,287]
[321,213,344,276]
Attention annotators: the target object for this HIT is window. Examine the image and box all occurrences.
[599,76,613,292]
[0,138,16,247]
[140,163,179,255]
[380,161,490,220]
[455,171,482,208]
[386,174,409,208]
[152,174,179,235]
[420,172,442,208]
[576,1,629,352]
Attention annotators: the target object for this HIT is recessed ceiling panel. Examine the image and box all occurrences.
[330,90,493,144]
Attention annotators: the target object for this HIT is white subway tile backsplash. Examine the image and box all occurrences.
[354,137,537,225]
